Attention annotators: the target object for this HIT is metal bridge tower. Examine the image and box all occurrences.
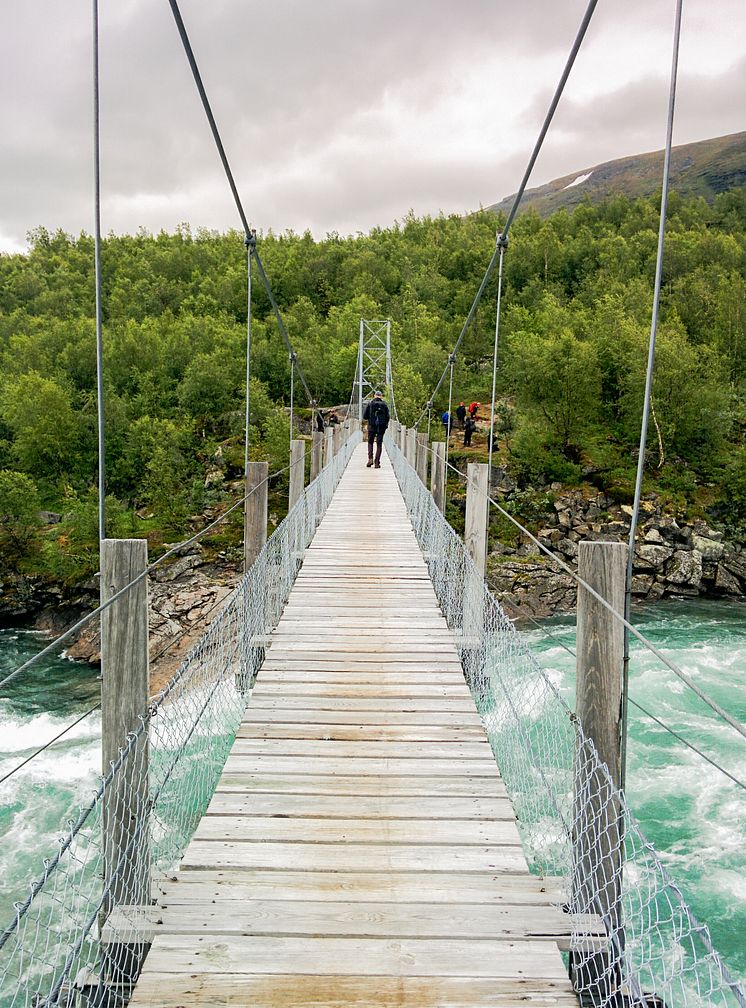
[355,319,395,419]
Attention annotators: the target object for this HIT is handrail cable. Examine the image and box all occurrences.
[0,455,302,690]
[165,0,316,408]
[518,610,746,793]
[621,0,684,793]
[416,0,599,427]
[409,435,746,743]
[0,704,100,787]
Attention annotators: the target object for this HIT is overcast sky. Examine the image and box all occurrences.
[1,0,743,253]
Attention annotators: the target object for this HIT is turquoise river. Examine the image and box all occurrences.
[0,599,744,988]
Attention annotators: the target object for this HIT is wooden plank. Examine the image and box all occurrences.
[240,708,485,726]
[236,724,487,742]
[215,774,507,798]
[180,841,529,874]
[152,869,563,906]
[250,683,474,699]
[245,697,478,711]
[193,816,523,846]
[109,900,600,943]
[230,740,493,759]
[222,755,500,777]
[136,934,568,979]
[130,973,580,1007]
[204,793,515,821]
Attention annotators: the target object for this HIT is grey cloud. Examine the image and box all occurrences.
[0,0,741,249]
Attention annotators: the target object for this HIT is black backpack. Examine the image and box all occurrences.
[368,399,389,431]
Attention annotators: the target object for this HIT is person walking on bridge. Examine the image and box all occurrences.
[363,391,390,469]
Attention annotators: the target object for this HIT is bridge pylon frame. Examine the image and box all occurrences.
[355,319,395,420]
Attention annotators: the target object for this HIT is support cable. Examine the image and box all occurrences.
[519,611,746,794]
[0,705,101,787]
[0,457,300,691]
[92,0,106,544]
[165,0,315,407]
[445,353,455,473]
[621,0,684,792]
[243,234,255,493]
[416,0,599,426]
[487,239,507,476]
[412,437,746,744]
[289,351,296,449]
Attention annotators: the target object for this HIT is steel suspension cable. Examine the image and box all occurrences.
[289,352,296,449]
[487,240,507,475]
[445,353,455,473]
[413,436,746,744]
[0,459,297,691]
[519,610,746,794]
[621,0,684,793]
[165,0,316,408]
[244,234,254,500]
[416,0,599,426]
[92,0,106,545]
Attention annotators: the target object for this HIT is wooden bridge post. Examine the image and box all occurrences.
[397,424,406,454]
[289,439,306,511]
[333,422,344,456]
[324,428,334,468]
[460,463,489,699]
[572,540,626,994]
[311,430,323,481]
[244,461,268,571]
[431,441,446,513]
[465,462,489,576]
[416,432,429,485]
[405,428,417,469]
[100,538,150,986]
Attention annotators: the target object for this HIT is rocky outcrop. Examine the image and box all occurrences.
[488,487,745,620]
[9,546,239,694]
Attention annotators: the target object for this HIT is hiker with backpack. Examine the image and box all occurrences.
[363,391,390,469]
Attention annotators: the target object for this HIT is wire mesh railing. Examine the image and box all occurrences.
[385,431,745,1008]
[0,431,360,1008]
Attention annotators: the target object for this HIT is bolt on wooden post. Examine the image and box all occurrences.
[572,540,626,994]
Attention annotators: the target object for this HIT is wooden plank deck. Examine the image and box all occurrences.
[129,442,582,1007]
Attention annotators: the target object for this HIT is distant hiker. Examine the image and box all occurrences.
[327,410,340,426]
[314,410,325,433]
[463,415,476,447]
[363,391,390,469]
[441,410,451,435]
[468,401,480,420]
[456,402,466,429]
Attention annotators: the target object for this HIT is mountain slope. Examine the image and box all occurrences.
[488,132,746,218]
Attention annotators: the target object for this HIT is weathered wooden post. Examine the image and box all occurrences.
[431,441,446,513]
[289,439,306,511]
[244,461,268,571]
[311,430,323,481]
[461,463,489,700]
[333,422,344,456]
[100,538,150,986]
[405,428,417,469]
[572,541,626,994]
[465,462,489,576]
[416,432,429,485]
[324,428,334,468]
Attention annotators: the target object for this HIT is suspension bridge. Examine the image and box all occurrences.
[1,0,745,1005]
